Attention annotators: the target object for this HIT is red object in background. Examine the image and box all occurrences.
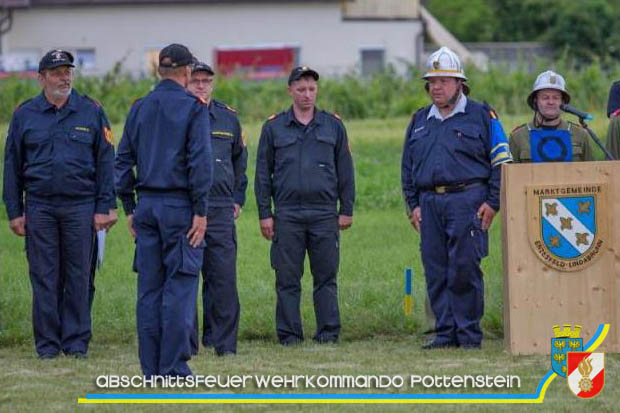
[0,71,37,79]
[215,45,297,80]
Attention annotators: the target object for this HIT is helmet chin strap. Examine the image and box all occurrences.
[438,84,462,109]
[534,105,560,126]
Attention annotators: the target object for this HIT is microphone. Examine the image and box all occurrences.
[560,104,593,120]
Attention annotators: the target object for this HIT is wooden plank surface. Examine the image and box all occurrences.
[501,161,620,354]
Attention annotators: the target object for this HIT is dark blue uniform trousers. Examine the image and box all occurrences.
[25,199,95,357]
[190,206,240,354]
[134,195,204,377]
[419,186,488,346]
[271,210,340,344]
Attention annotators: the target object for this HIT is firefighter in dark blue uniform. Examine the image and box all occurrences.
[3,49,116,359]
[255,66,355,345]
[115,44,212,377]
[187,62,248,356]
[401,47,512,349]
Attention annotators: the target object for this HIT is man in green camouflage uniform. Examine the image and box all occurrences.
[605,81,620,160]
[510,70,592,162]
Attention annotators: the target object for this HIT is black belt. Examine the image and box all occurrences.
[425,180,486,194]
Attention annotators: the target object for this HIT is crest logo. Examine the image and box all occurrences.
[52,51,65,61]
[527,184,608,271]
[567,352,605,398]
[433,60,440,70]
[551,325,582,377]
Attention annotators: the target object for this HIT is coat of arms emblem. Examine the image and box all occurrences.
[527,184,608,271]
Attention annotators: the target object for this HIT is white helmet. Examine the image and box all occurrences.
[422,47,467,81]
[527,70,571,110]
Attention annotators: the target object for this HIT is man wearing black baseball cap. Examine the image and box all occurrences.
[3,49,116,359]
[116,43,213,377]
[187,61,247,357]
[288,66,319,85]
[255,65,355,346]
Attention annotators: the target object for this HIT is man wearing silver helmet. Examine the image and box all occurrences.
[401,47,512,350]
[510,70,592,162]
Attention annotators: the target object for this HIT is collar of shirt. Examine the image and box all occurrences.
[208,101,217,121]
[156,78,185,92]
[285,106,321,127]
[427,94,467,122]
[531,117,569,131]
[35,89,78,113]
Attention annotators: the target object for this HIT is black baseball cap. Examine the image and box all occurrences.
[38,49,75,72]
[288,66,319,85]
[192,61,214,75]
[159,43,194,68]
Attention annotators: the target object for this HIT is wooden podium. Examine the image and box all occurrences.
[501,161,620,355]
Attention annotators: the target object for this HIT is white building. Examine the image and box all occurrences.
[0,0,428,77]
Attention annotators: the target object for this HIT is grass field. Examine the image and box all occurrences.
[1,114,618,412]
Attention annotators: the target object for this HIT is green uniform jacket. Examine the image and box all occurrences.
[605,114,620,160]
[509,119,593,162]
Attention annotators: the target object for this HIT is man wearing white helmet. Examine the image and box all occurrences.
[401,47,512,350]
[510,70,592,162]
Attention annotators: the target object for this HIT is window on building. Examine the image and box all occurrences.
[75,49,96,70]
[360,48,385,76]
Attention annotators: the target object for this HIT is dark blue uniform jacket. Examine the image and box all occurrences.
[115,79,212,216]
[3,89,115,219]
[208,100,247,208]
[254,107,355,219]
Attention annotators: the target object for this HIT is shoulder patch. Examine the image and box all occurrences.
[224,104,237,113]
[511,124,527,135]
[331,112,342,121]
[612,108,620,118]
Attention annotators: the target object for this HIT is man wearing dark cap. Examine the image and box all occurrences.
[3,49,116,359]
[187,61,247,356]
[115,43,213,377]
[605,81,620,160]
[255,66,355,345]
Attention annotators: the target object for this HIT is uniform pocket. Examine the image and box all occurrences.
[454,125,485,155]
[179,236,206,276]
[270,234,278,270]
[69,131,95,145]
[470,215,489,259]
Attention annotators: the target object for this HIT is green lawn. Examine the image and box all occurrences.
[0,115,618,411]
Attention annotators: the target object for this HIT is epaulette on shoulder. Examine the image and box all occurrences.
[568,120,587,131]
[84,94,103,108]
[267,113,280,121]
[611,108,620,118]
[330,111,342,121]
[511,124,527,135]
[411,106,425,119]
[15,97,33,111]
[483,102,499,119]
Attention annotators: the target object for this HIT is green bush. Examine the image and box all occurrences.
[2,59,619,124]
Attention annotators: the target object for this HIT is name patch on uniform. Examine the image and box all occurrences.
[212,131,234,138]
[75,126,91,133]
